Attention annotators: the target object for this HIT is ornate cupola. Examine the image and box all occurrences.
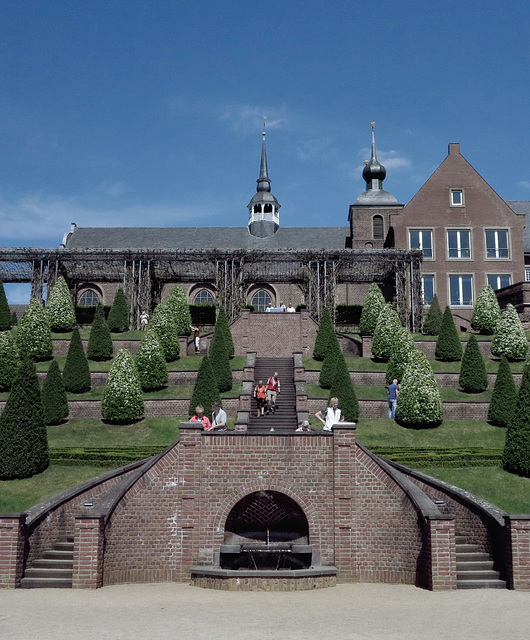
[247,126,281,237]
[354,122,398,205]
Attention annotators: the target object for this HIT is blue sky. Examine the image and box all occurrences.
[1,0,530,302]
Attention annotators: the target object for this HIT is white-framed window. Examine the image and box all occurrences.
[409,229,433,258]
[193,289,214,305]
[450,189,464,206]
[449,275,473,306]
[447,229,471,258]
[526,267,530,282]
[78,289,99,306]
[487,275,511,291]
[372,215,384,240]
[485,229,509,259]
[421,275,435,305]
[251,289,272,312]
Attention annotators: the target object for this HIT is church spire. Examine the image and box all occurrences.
[354,122,398,205]
[248,121,281,237]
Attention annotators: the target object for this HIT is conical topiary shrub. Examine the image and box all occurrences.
[313,307,334,361]
[328,352,359,423]
[209,323,232,393]
[107,288,129,333]
[0,331,20,391]
[386,326,415,385]
[371,304,403,361]
[435,307,463,362]
[188,355,221,417]
[0,357,49,479]
[0,281,11,330]
[11,311,18,326]
[150,300,180,362]
[459,335,488,393]
[359,283,386,337]
[216,308,234,359]
[423,294,443,336]
[45,276,76,332]
[471,284,501,335]
[491,304,529,361]
[396,349,444,428]
[135,329,168,391]
[16,298,53,361]
[87,303,113,361]
[164,285,193,336]
[62,327,91,393]
[102,349,144,423]
[319,332,342,389]
[502,361,530,477]
[488,355,517,427]
[42,359,69,425]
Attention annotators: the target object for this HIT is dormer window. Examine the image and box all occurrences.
[450,189,464,206]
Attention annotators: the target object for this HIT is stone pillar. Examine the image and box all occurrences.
[178,423,203,568]
[332,423,357,580]
[361,336,373,359]
[299,309,311,355]
[0,514,26,589]
[239,308,250,355]
[72,514,105,589]
[504,515,530,590]
[179,336,189,358]
[427,516,457,591]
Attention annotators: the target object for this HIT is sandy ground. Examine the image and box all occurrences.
[1,583,530,640]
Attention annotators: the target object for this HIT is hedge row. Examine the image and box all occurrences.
[372,446,503,467]
[49,446,167,466]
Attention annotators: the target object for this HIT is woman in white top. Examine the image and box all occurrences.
[315,397,345,432]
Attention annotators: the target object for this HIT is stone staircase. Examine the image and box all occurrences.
[248,357,297,433]
[21,536,74,588]
[456,536,506,589]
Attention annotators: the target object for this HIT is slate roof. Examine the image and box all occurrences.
[64,226,351,251]
[506,201,530,253]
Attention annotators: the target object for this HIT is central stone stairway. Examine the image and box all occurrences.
[455,536,506,589]
[248,357,297,433]
[21,536,74,588]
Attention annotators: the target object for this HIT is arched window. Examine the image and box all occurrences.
[373,215,384,240]
[193,289,214,305]
[251,289,272,312]
[78,289,100,306]
[254,204,262,213]
[263,203,273,213]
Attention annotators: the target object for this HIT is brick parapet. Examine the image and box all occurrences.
[427,517,457,591]
[0,514,26,589]
[72,515,105,589]
[504,515,530,590]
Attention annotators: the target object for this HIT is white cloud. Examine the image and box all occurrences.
[518,180,530,190]
[297,136,336,162]
[355,146,412,175]
[220,104,289,132]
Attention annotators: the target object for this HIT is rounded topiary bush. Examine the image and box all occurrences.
[396,349,444,428]
[359,283,386,337]
[423,294,443,336]
[0,357,49,479]
[188,355,220,418]
[87,303,113,361]
[164,285,192,336]
[502,361,530,477]
[45,276,76,332]
[136,329,168,391]
[102,349,144,423]
[386,326,415,385]
[459,334,488,393]
[150,300,180,362]
[491,304,529,361]
[371,304,403,361]
[62,327,91,393]
[16,298,53,361]
[435,306,462,362]
[313,308,334,361]
[42,359,69,425]
[107,288,129,333]
[488,355,517,428]
[0,331,20,391]
[471,284,501,335]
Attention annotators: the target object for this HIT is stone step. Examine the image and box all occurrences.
[41,549,74,560]
[24,567,73,580]
[20,577,73,589]
[455,543,480,553]
[458,579,507,589]
[32,558,74,570]
[456,560,495,572]
[457,569,502,581]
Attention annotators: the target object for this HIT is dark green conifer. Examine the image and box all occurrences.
[0,358,49,479]
[328,352,359,422]
[458,335,488,393]
[0,281,11,330]
[423,294,443,336]
[107,288,129,332]
[313,308,334,361]
[87,303,113,361]
[42,359,69,425]
[209,325,232,392]
[216,308,234,358]
[488,356,517,427]
[435,307,463,362]
[11,311,18,326]
[502,361,530,476]
[188,355,221,417]
[319,332,342,389]
[62,327,91,393]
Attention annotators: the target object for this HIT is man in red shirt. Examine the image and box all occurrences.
[266,372,280,414]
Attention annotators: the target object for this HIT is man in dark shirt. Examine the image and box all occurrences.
[387,379,399,419]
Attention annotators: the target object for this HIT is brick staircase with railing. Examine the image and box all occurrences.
[456,536,506,589]
[21,536,74,589]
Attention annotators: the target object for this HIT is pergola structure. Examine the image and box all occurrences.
[0,246,423,331]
